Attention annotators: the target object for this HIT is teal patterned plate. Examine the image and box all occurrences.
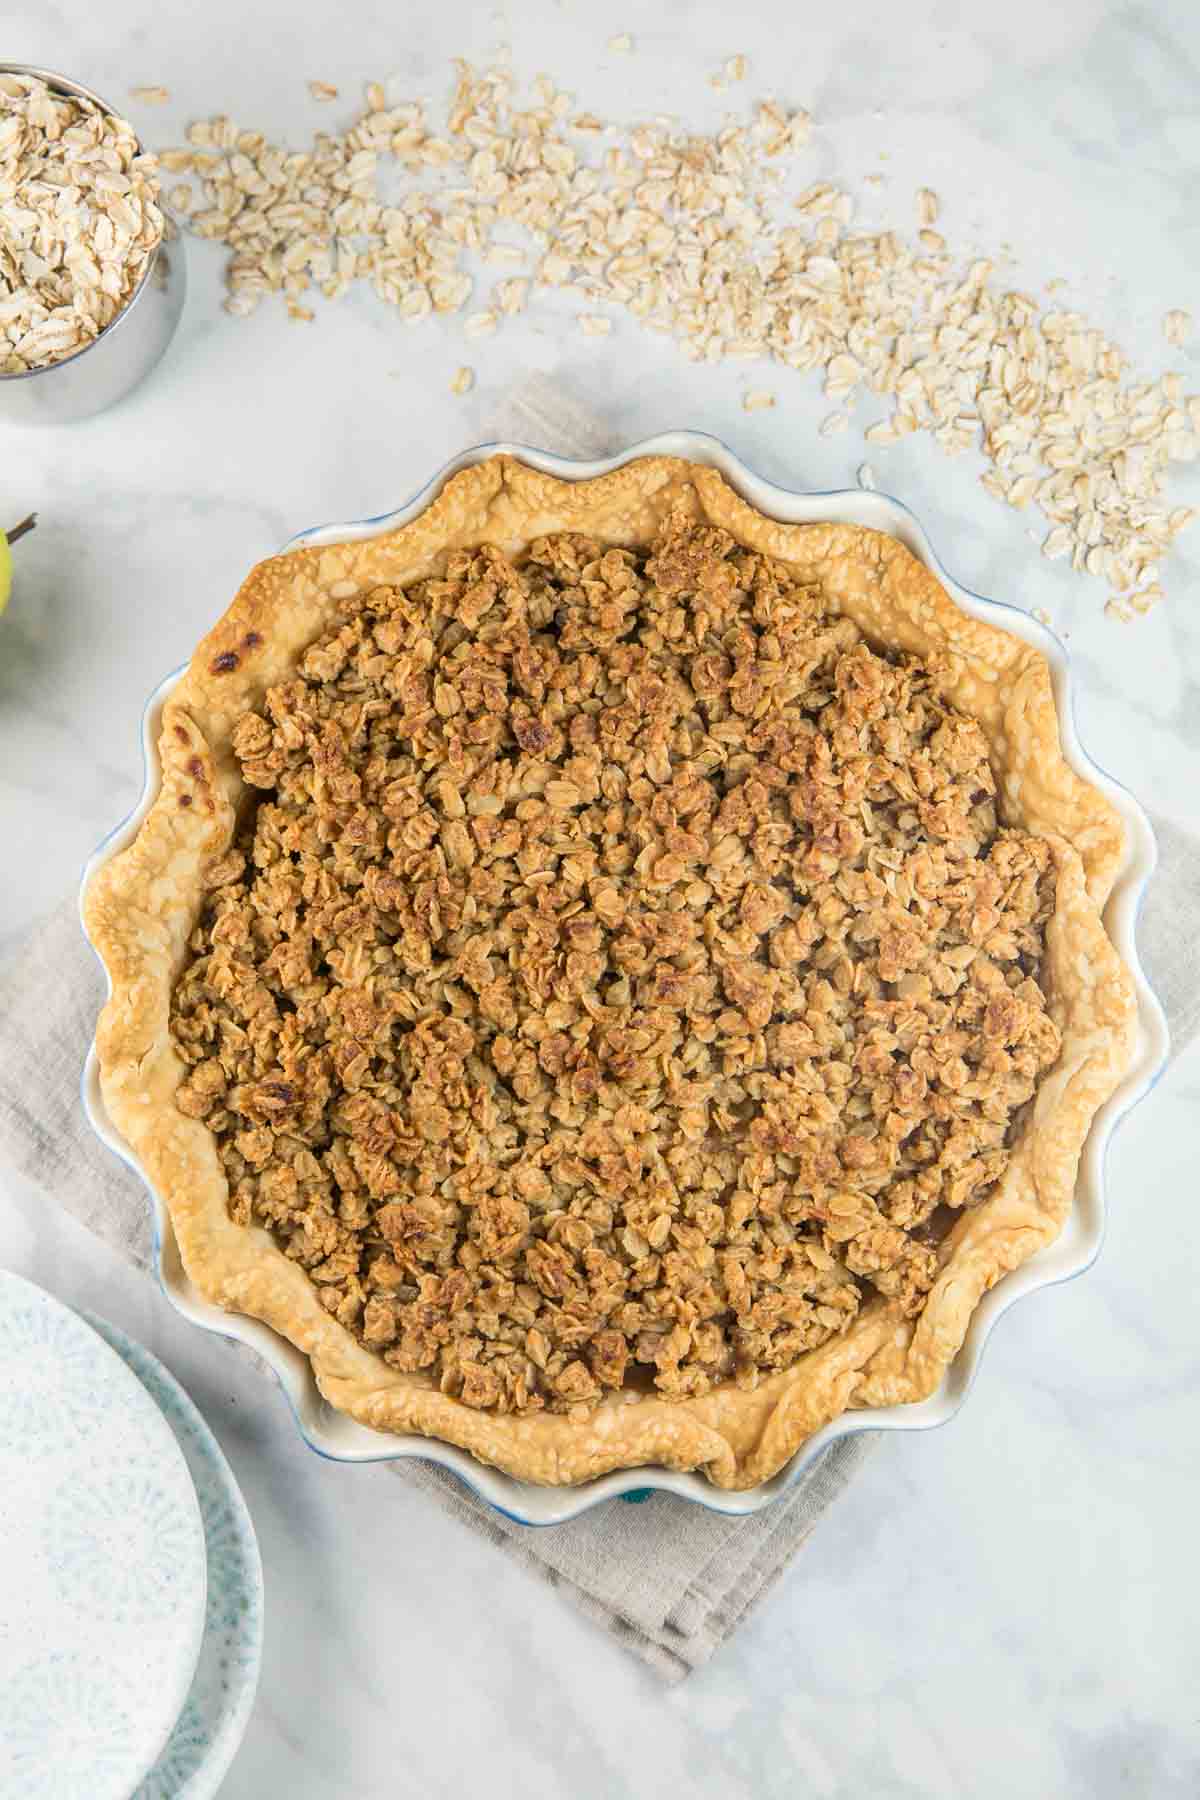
[84,1313,264,1800]
[0,1272,207,1800]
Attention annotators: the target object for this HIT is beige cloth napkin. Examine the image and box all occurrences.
[2,377,1197,1681]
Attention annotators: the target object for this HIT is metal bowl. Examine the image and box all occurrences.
[0,65,185,425]
[79,433,1170,1525]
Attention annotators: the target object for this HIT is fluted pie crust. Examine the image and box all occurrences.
[85,456,1137,1489]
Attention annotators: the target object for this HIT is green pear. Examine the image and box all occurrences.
[0,514,36,613]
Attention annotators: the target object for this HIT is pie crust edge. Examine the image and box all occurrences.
[84,455,1138,1489]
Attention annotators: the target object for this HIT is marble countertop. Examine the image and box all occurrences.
[1,1,1198,1793]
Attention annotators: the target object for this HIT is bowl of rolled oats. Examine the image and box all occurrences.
[0,65,185,423]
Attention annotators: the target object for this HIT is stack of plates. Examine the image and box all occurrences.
[0,1271,263,1799]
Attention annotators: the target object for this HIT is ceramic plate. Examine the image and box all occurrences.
[83,1313,264,1800]
[79,433,1170,1524]
[0,1270,207,1799]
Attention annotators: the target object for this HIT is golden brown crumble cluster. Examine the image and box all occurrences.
[170,514,1062,1417]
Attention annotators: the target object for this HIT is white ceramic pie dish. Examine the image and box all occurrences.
[79,432,1169,1525]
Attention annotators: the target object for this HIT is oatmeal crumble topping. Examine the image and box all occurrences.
[170,514,1061,1416]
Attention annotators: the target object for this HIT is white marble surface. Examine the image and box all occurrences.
[1,0,1199,1792]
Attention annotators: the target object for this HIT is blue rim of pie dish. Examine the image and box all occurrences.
[78,433,1170,1526]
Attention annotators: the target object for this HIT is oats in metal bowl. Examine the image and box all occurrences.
[0,70,164,374]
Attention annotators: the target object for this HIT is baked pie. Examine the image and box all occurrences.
[86,457,1136,1488]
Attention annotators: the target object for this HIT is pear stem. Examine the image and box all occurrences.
[6,513,36,545]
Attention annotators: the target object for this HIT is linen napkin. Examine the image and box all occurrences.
[1,378,1197,1682]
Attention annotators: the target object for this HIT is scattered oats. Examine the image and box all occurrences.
[1163,309,1193,347]
[449,364,474,394]
[820,410,849,435]
[287,299,314,322]
[857,462,878,490]
[130,86,170,105]
[864,172,884,187]
[725,55,747,82]
[1032,607,1052,626]
[0,72,165,372]
[365,82,387,113]
[162,56,1195,615]
[743,389,776,413]
[1105,597,1133,622]
[308,81,338,102]
[608,34,633,52]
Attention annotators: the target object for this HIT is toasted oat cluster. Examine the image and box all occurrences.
[171,514,1062,1416]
